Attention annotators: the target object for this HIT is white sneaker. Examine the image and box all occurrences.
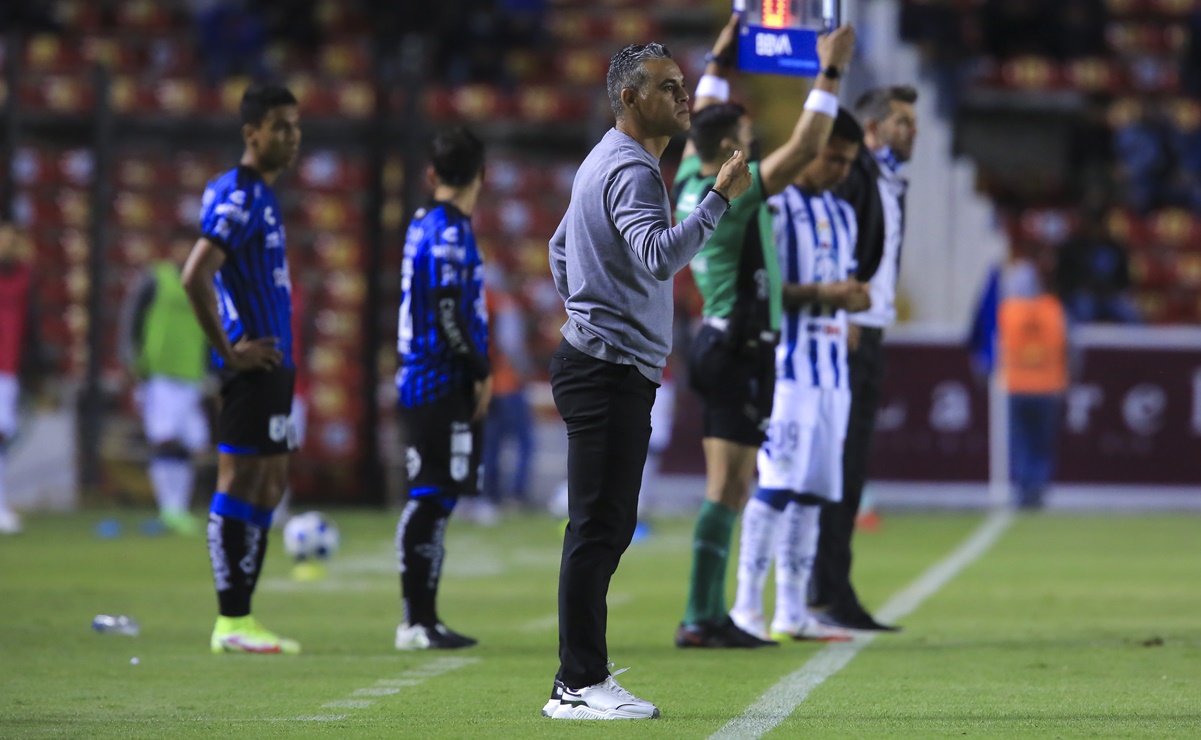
[0,508,21,535]
[771,617,854,643]
[548,667,660,720]
[728,609,770,641]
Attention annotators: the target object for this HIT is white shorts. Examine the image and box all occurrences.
[140,376,210,452]
[0,373,18,438]
[756,381,850,502]
[291,395,307,449]
[648,380,675,454]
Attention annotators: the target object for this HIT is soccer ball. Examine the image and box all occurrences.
[282,512,340,562]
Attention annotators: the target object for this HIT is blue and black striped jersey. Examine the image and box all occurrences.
[198,165,293,370]
[397,201,489,407]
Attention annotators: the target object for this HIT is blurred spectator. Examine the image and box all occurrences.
[0,221,38,534]
[999,258,1070,509]
[481,281,535,511]
[1054,211,1140,324]
[189,0,270,86]
[1112,106,1173,213]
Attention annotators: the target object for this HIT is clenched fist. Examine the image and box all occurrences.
[817,25,856,73]
[713,149,753,203]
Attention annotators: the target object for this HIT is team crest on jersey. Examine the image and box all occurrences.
[229,190,246,206]
[441,227,459,244]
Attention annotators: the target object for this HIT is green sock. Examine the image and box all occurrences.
[682,500,738,625]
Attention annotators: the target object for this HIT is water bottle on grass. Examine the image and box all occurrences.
[92,615,140,636]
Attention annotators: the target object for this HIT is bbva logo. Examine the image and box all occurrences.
[755,33,793,57]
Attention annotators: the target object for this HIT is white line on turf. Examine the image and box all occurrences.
[297,656,480,720]
[710,509,1014,740]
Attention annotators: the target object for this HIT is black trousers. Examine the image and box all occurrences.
[811,326,884,612]
[550,339,656,689]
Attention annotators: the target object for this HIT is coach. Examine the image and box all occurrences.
[811,85,918,632]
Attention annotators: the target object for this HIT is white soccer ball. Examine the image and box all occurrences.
[283,512,340,562]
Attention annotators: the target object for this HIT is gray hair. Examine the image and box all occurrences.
[606,43,673,118]
[853,85,918,125]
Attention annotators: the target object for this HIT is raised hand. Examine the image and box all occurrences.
[714,150,753,203]
[817,25,856,72]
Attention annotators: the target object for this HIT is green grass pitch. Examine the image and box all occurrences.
[1,509,1198,738]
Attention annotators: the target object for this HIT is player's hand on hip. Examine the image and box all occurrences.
[228,336,283,372]
[817,25,856,71]
[714,150,752,203]
[473,375,493,423]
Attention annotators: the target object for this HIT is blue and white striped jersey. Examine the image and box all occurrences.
[396,202,490,407]
[198,165,293,370]
[770,186,858,389]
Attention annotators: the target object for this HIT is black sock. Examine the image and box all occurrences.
[243,523,269,610]
[397,497,452,628]
[208,510,251,618]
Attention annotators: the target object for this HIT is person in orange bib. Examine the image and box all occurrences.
[998,259,1070,510]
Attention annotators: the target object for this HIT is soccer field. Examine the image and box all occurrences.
[2,510,1198,738]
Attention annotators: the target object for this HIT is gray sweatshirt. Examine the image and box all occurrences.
[549,128,729,383]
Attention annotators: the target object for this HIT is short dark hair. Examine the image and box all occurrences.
[831,108,865,145]
[689,103,747,162]
[430,127,486,187]
[606,43,673,118]
[853,85,918,125]
[240,83,298,126]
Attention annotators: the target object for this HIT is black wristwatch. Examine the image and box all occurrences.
[705,50,735,69]
[821,65,842,80]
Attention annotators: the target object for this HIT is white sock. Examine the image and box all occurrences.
[165,459,195,514]
[148,459,173,513]
[151,459,193,515]
[0,452,9,510]
[731,498,783,624]
[772,501,821,632]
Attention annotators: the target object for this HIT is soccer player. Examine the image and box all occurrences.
[811,85,919,632]
[394,127,491,651]
[729,109,870,642]
[119,238,210,536]
[672,16,856,648]
[540,42,750,720]
[182,83,302,654]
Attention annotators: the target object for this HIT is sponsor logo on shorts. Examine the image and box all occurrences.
[406,447,422,479]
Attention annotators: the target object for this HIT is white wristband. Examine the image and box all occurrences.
[804,88,839,119]
[695,74,730,102]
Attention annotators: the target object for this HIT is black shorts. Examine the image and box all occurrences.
[217,366,297,456]
[687,323,776,447]
[400,392,483,498]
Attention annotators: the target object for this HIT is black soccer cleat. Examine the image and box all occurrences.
[394,622,479,650]
[674,618,779,648]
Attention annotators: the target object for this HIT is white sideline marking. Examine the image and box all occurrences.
[519,593,633,633]
[321,700,372,709]
[297,656,480,720]
[351,687,400,697]
[711,510,1014,740]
